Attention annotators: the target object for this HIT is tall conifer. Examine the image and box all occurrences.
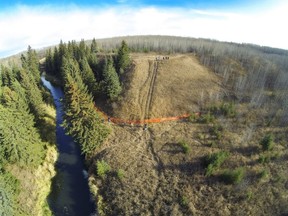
[79,57,98,96]
[103,57,122,100]
[117,40,131,74]
[62,57,110,155]
[0,104,45,167]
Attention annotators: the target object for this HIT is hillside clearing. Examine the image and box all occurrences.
[113,53,221,121]
[89,52,287,216]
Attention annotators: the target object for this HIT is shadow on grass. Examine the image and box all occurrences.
[233,145,259,157]
[161,142,186,154]
[162,159,204,177]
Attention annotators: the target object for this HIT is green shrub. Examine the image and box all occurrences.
[209,124,224,140]
[258,155,270,164]
[205,164,216,177]
[258,154,270,164]
[259,169,269,179]
[179,141,191,154]
[197,133,206,140]
[260,134,274,151]
[96,160,111,178]
[221,102,236,118]
[258,151,280,164]
[188,113,198,122]
[274,174,285,183]
[207,140,217,147]
[246,191,253,200]
[198,112,215,124]
[209,103,236,118]
[203,151,229,176]
[117,169,125,180]
[180,196,188,207]
[220,168,245,184]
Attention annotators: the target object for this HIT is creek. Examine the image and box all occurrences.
[41,77,96,216]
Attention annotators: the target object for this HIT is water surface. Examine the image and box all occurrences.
[41,77,96,216]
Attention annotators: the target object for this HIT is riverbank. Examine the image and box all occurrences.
[8,145,58,216]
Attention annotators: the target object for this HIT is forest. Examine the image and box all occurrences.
[0,46,57,215]
[1,35,288,215]
[45,35,288,128]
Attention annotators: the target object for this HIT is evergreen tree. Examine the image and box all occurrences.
[62,57,110,155]
[45,48,54,75]
[59,40,67,58]
[53,47,61,79]
[0,104,45,167]
[103,57,122,100]
[89,39,100,75]
[21,46,40,81]
[78,39,89,60]
[88,53,99,76]
[117,40,131,74]
[1,65,15,87]
[2,81,31,115]
[91,38,99,54]
[61,56,81,84]
[19,68,45,119]
[0,68,2,96]
[79,57,98,96]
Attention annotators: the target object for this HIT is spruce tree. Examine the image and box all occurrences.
[0,104,45,167]
[117,40,131,74]
[79,57,98,96]
[53,47,61,79]
[91,38,99,54]
[21,46,40,81]
[45,48,54,75]
[62,57,110,155]
[19,68,45,119]
[89,39,99,75]
[78,39,89,60]
[2,81,31,115]
[1,65,15,87]
[0,68,2,96]
[103,57,122,100]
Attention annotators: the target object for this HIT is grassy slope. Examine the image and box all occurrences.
[113,53,221,120]
[89,53,288,216]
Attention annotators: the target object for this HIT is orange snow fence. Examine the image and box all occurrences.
[94,104,200,125]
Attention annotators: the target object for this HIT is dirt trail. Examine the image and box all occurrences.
[145,128,166,215]
[144,61,159,119]
[138,59,159,120]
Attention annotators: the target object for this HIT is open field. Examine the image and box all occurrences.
[113,53,221,121]
[89,53,288,215]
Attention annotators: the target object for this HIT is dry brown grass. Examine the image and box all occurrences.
[114,53,221,120]
[89,53,288,216]
[91,118,288,216]
[8,146,57,216]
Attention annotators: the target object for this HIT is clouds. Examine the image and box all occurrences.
[0,2,287,57]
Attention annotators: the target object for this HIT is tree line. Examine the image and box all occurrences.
[45,39,130,100]
[46,36,288,127]
[0,46,52,214]
[91,35,288,127]
[45,39,131,155]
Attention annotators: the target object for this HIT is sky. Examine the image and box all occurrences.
[0,0,287,58]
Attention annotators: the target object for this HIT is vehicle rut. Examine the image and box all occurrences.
[144,60,159,120]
